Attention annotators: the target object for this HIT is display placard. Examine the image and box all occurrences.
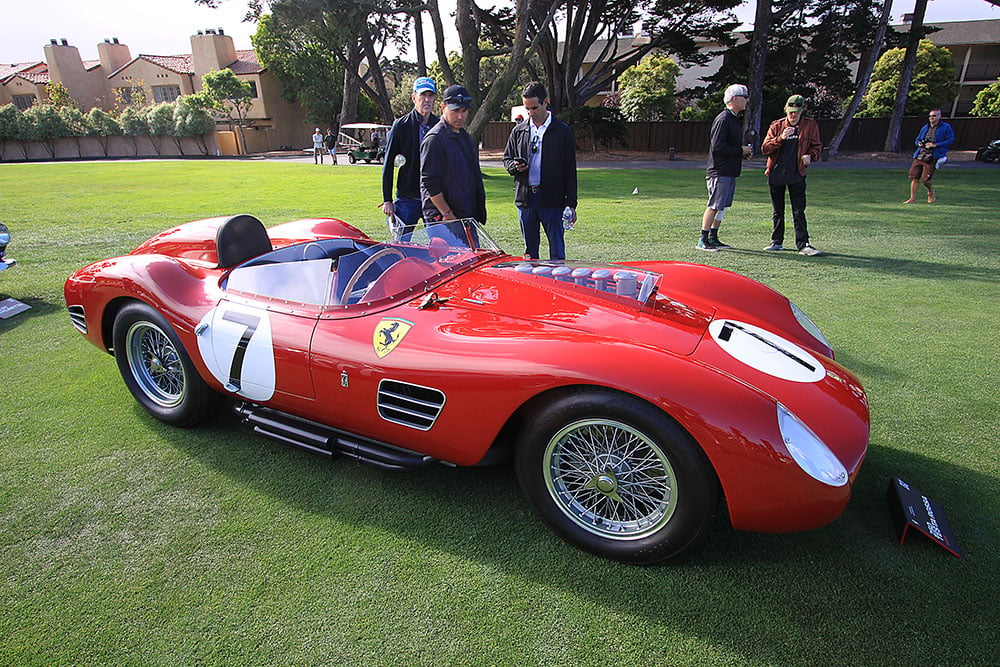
[0,297,31,320]
[887,476,962,557]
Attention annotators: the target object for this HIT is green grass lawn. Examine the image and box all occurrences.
[1,159,997,666]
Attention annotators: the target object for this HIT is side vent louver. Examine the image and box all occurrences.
[377,380,446,431]
[68,305,87,333]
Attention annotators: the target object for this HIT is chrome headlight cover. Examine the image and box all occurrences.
[777,404,848,487]
[790,301,830,349]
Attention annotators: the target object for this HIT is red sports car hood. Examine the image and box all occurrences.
[442,259,713,357]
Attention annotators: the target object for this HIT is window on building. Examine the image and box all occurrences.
[247,81,258,99]
[152,85,181,103]
[12,94,36,111]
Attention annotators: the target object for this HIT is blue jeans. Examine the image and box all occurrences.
[393,198,423,237]
[518,192,565,260]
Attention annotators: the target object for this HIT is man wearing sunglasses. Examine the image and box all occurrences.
[420,84,487,226]
[904,109,954,204]
[502,81,578,260]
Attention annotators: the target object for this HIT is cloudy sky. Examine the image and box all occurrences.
[2,0,999,64]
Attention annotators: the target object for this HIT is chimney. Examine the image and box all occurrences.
[97,38,132,73]
[190,28,237,81]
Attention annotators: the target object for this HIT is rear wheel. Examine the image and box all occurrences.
[112,302,221,427]
[348,154,357,164]
[515,391,718,564]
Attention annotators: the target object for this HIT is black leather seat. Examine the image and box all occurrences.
[216,214,273,268]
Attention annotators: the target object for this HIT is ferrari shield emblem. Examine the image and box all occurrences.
[373,318,413,358]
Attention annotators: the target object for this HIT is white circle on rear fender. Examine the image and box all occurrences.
[709,319,825,383]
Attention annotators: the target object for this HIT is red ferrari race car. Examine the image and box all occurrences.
[65,215,869,563]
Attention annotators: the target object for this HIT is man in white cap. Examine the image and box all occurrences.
[382,76,439,236]
[312,127,324,164]
[699,84,752,251]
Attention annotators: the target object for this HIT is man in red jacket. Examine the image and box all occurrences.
[760,95,824,256]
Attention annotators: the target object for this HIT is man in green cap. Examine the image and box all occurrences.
[760,94,823,256]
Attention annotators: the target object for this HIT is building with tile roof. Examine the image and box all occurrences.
[1,29,309,153]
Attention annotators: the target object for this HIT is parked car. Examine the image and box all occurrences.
[975,139,1000,162]
[64,215,869,563]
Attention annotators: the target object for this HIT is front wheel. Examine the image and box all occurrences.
[515,391,718,564]
[112,302,221,428]
[348,154,357,164]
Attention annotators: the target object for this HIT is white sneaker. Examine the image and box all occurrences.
[763,242,784,251]
[799,244,822,256]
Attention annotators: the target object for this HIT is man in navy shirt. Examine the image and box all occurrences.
[382,77,438,235]
[699,84,752,251]
[420,85,486,226]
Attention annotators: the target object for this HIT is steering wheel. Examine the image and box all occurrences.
[338,247,407,305]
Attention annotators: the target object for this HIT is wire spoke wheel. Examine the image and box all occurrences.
[544,418,677,540]
[125,320,187,408]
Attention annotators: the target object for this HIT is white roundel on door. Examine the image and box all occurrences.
[196,301,276,401]
[708,319,825,383]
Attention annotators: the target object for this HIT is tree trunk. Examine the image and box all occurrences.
[340,46,361,125]
[744,0,773,152]
[413,11,426,76]
[828,0,893,158]
[885,0,928,152]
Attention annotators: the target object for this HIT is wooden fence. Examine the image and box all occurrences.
[482,116,1000,153]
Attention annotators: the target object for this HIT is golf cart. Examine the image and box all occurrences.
[340,122,390,163]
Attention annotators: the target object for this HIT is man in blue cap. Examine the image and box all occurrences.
[382,76,439,236]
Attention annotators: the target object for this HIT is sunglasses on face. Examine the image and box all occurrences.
[445,94,472,106]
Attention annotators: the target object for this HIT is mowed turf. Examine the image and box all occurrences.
[1,159,997,666]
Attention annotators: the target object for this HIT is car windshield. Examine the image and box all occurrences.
[224,218,500,308]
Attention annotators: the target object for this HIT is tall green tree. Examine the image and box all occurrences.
[0,104,23,160]
[528,0,739,113]
[884,0,928,152]
[59,106,89,157]
[201,69,255,154]
[857,40,958,118]
[173,95,217,155]
[617,53,681,121]
[971,78,1000,117]
[252,13,344,128]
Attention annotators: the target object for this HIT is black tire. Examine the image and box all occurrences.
[984,150,999,163]
[515,391,719,564]
[348,154,357,164]
[112,302,221,428]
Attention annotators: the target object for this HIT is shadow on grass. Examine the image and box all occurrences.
[147,401,998,665]
[726,249,999,283]
[0,295,65,331]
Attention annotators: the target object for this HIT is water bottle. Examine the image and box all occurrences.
[562,206,574,231]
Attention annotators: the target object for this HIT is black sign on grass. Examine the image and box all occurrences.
[887,476,963,558]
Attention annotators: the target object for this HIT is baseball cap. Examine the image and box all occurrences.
[413,76,436,94]
[785,95,806,111]
[443,85,472,110]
